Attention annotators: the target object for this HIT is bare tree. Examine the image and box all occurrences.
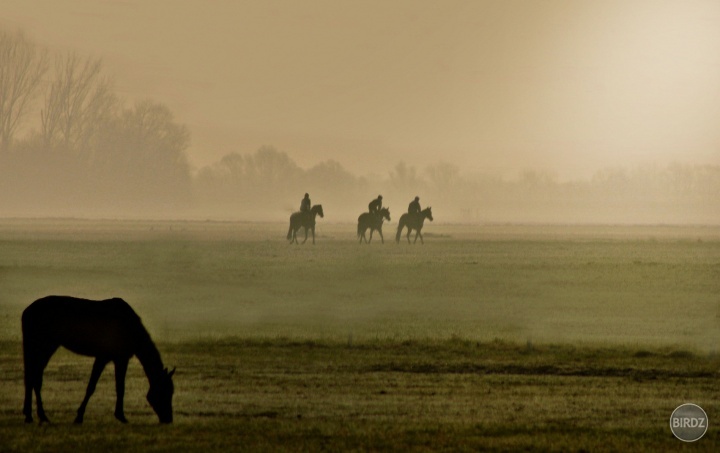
[41,53,116,151]
[0,30,48,150]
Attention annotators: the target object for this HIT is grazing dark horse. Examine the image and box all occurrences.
[287,204,324,244]
[22,296,175,424]
[357,207,391,244]
[395,207,434,244]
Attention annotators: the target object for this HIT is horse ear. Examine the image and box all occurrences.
[168,367,176,378]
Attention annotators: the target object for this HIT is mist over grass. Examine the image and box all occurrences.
[1,220,718,350]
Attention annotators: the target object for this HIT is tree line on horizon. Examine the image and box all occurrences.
[1,28,718,224]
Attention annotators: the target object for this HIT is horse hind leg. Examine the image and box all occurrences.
[23,346,34,423]
[75,357,109,424]
[23,376,33,423]
[28,343,58,423]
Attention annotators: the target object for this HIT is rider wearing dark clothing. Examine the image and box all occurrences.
[408,196,421,216]
[368,195,383,215]
[300,193,311,213]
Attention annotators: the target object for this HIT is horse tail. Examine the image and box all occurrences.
[395,215,405,243]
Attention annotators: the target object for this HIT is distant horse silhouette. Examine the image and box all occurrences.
[395,207,434,244]
[22,296,175,424]
[357,207,391,244]
[287,204,324,244]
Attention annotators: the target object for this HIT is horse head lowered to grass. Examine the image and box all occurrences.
[22,296,175,424]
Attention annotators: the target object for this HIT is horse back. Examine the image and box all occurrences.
[23,296,147,357]
[291,211,315,228]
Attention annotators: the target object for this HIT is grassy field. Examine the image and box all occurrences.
[0,219,719,450]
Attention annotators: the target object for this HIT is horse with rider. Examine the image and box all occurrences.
[358,195,390,244]
[396,196,433,244]
[288,193,324,244]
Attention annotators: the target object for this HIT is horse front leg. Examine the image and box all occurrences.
[113,357,129,423]
[406,228,412,244]
[302,227,309,244]
[378,228,384,244]
[75,358,109,424]
[311,226,316,244]
[368,229,374,243]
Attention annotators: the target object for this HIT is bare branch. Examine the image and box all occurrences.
[0,29,48,150]
[41,52,117,151]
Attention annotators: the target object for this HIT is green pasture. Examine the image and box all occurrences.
[0,220,719,450]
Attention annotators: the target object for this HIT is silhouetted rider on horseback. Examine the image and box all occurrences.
[408,196,421,218]
[369,195,383,215]
[300,193,311,218]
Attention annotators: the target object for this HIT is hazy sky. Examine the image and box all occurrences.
[3,0,720,179]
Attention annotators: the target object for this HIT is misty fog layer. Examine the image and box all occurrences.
[0,28,718,224]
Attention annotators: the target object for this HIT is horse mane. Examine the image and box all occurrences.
[132,319,166,380]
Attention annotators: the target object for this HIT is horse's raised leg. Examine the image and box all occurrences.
[75,357,109,424]
[417,230,424,244]
[113,357,129,423]
[302,227,308,244]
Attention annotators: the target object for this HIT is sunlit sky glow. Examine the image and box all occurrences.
[3,0,720,179]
